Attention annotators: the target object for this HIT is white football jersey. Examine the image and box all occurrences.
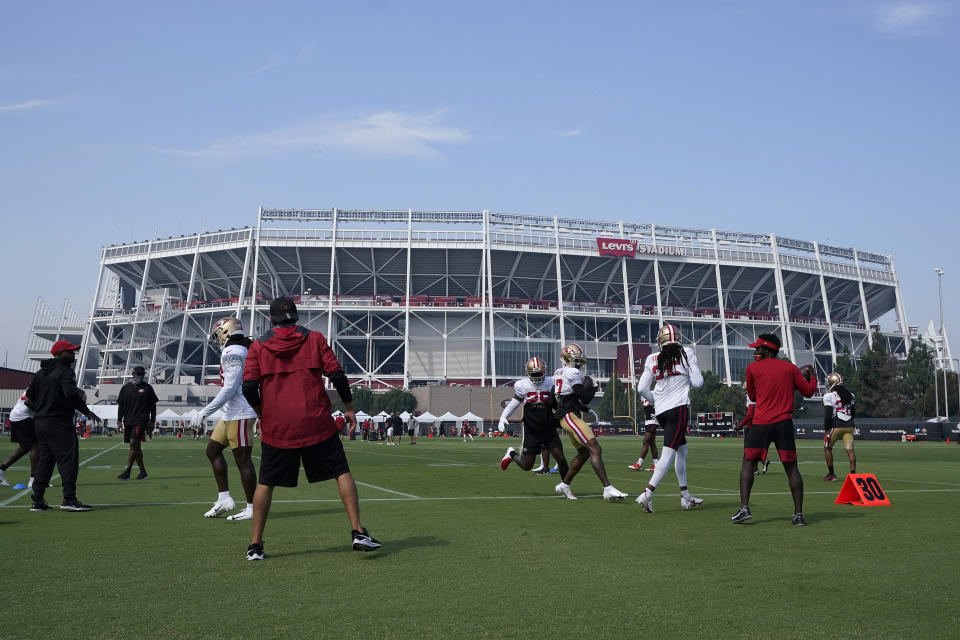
[9,390,34,422]
[823,391,853,422]
[637,347,704,415]
[201,344,258,421]
[553,366,583,398]
[513,376,556,403]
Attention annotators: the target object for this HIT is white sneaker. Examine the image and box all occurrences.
[602,485,628,500]
[532,464,545,473]
[681,495,704,510]
[227,505,253,521]
[0,469,9,487]
[500,447,516,471]
[636,491,654,513]
[204,496,235,518]
[555,482,577,500]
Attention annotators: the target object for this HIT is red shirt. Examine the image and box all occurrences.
[745,358,817,425]
[243,325,343,448]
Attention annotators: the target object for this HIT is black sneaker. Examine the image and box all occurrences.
[136,471,148,480]
[246,542,265,561]
[117,470,130,480]
[30,502,52,512]
[792,513,807,526]
[822,473,838,482]
[60,499,93,512]
[730,506,752,523]
[352,527,382,551]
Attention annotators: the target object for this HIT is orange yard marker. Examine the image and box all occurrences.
[835,473,891,506]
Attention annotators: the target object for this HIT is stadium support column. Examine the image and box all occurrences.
[249,209,263,334]
[651,223,664,328]
[125,240,153,377]
[147,289,167,384]
[853,250,873,349]
[234,228,254,320]
[888,254,911,348]
[480,211,488,387]
[327,208,339,384]
[172,234,201,382]
[403,209,412,389]
[618,222,637,414]
[553,217,566,351]
[813,242,837,367]
[77,251,106,384]
[486,210,497,386]
[711,230,733,386]
[769,235,796,361]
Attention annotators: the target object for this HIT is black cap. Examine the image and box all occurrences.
[269,296,299,324]
[132,366,146,375]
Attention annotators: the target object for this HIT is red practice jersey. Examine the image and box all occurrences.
[745,358,817,425]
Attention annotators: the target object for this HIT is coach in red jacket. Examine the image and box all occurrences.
[241,297,381,560]
[730,333,818,527]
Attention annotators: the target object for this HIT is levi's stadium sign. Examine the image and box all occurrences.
[596,237,684,258]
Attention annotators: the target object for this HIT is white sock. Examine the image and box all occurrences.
[681,489,692,500]
[246,502,253,510]
[636,458,644,466]
[218,491,231,501]
[674,445,689,487]
[647,448,677,489]
[653,458,659,465]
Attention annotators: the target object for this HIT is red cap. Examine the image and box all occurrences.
[748,338,780,351]
[51,340,81,356]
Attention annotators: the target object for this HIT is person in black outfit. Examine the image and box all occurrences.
[25,340,102,512]
[116,365,159,480]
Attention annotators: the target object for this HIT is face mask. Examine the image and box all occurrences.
[132,376,144,384]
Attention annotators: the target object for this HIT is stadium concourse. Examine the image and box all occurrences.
[21,208,917,421]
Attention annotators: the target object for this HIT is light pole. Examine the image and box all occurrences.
[935,268,948,421]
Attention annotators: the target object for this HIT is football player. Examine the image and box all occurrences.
[627,397,659,472]
[635,325,705,513]
[552,343,628,501]
[498,357,569,479]
[738,398,770,475]
[822,372,856,481]
[191,317,259,521]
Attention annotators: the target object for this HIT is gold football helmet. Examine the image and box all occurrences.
[210,317,245,351]
[526,357,546,384]
[560,343,587,369]
[657,324,680,347]
[826,372,842,391]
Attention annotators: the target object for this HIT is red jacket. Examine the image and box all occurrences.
[745,358,817,425]
[243,325,342,448]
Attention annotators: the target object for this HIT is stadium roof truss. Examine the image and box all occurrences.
[31,209,909,393]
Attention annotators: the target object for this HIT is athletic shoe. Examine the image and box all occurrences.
[792,513,807,527]
[30,501,52,512]
[227,506,253,521]
[117,470,130,480]
[555,482,577,500]
[204,496,236,518]
[533,468,550,475]
[500,447,515,471]
[60,499,93,512]
[753,466,760,475]
[352,527,382,551]
[549,465,559,473]
[822,473,838,482]
[730,506,752,523]
[681,495,704,510]
[533,464,545,473]
[246,542,265,561]
[0,468,9,486]
[603,485,628,501]
[762,460,770,474]
[636,491,654,513]
[646,460,658,471]
[136,471,148,480]
[627,462,643,471]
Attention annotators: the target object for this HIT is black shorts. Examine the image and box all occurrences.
[123,424,148,444]
[258,435,350,487]
[656,405,689,450]
[643,421,658,435]
[407,427,415,436]
[744,419,797,463]
[10,418,37,446]
[437,425,445,436]
[520,423,562,457]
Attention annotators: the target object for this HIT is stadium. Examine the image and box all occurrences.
[26,208,911,398]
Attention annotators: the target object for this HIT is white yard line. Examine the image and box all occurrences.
[354,481,422,499]
[0,443,123,507]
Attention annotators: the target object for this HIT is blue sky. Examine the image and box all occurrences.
[1,1,957,366]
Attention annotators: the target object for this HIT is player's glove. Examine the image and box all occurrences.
[188,413,204,431]
[254,418,261,438]
[498,418,508,432]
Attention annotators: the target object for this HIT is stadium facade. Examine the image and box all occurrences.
[25,209,914,394]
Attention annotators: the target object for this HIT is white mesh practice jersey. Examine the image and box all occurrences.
[553,366,583,397]
[513,376,556,402]
[9,390,34,422]
[201,344,258,421]
[822,391,854,422]
[637,347,704,415]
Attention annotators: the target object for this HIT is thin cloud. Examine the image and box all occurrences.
[0,99,63,113]
[558,128,582,137]
[153,110,471,161]
[252,53,284,74]
[875,2,945,36]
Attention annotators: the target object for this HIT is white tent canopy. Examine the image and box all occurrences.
[156,408,181,421]
[437,411,460,422]
[373,411,390,423]
[89,405,118,422]
[399,411,412,423]
[415,412,437,423]
[461,411,484,424]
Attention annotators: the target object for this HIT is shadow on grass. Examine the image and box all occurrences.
[738,510,865,526]
[268,535,448,560]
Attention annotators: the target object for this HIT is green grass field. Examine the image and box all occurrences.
[1,434,958,639]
